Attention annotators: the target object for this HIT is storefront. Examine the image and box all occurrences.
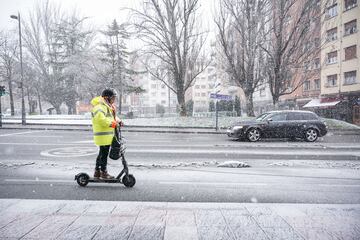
[303,95,360,125]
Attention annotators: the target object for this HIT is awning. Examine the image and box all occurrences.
[303,99,340,108]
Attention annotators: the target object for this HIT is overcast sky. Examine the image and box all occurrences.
[0,0,216,31]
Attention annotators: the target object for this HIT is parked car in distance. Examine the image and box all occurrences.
[227,110,327,142]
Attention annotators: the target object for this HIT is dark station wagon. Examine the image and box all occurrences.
[227,110,328,142]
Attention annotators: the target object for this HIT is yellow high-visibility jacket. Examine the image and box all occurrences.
[91,96,117,146]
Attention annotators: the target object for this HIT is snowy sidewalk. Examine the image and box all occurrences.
[0,199,359,240]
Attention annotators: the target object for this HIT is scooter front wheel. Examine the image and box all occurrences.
[122,174,136,188]
[76,173,89,187]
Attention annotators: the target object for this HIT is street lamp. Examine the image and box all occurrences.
[10,13,26,125]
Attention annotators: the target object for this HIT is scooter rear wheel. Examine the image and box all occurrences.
[76,173,89,187]
[123,174,136,188]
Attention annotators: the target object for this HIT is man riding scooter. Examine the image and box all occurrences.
[91,88,122,179]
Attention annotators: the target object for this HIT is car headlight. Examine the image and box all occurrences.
[233,126,243,131]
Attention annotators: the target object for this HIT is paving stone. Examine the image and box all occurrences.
[221,213,256,227]
[128,225,165,240]
[56,225,100,240]
[104,215,137,226]
[331,228,360,240]
[230,225,269,240]
[254,214,291,228]
[246,206,273,216]
[271,206,308,217]
[72,214,109,226]
[2,200,65,215]
[0,199,20,213]
[166,210,196,226]
[0,212,20,229]
[221,208,250,216]
[57,202,91,214]
[164,226,198,240]
[295,228,337,240]
[92,225,132,240]
[135,209,166,226]
[84,202,116,214]
[282,215,323,228]
[197,226,235,240]
[112,202,143,215]
[262,227,304,240]
[195,210,226,226]
[0,214,48,238]
[22,215,78,239]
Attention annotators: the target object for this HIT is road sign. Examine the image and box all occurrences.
[210,93,232,101]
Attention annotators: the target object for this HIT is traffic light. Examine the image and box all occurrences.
[0,86,5,96]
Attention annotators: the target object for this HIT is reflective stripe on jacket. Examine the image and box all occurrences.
[90,96,117,146]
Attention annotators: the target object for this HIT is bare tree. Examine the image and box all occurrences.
[0,33,18,116]
[130,0,208,116]
[215,0,270,117]
[262,0,321,105]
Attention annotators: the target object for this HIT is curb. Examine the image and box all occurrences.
[1,124,360,135]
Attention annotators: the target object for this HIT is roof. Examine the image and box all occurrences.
[303,99,340,108]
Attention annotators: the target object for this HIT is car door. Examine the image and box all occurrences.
[286,112,304,137]
[263,113,287,138]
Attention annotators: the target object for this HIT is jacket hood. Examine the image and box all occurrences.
[91,96,104,106]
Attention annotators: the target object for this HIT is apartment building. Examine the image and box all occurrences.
[312,0,360,124]
[279,0,322,110]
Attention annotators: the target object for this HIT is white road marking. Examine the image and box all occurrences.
[0,130,43,137]
[158,181,268,186]
[4,179,74,183]
[0,142,91,146]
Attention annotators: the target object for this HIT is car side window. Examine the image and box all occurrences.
[287,113,304,121]
[270,113,286,121]
[303,113,318,120]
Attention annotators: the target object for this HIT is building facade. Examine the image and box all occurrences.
[313,0,360,124]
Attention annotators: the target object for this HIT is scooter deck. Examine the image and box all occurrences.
[88,178,121,183]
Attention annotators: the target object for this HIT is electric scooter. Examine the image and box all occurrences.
[75,126,136,188]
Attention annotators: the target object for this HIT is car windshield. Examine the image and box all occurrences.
[255,113,271,121]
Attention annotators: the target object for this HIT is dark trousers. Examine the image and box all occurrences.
[95,145,110,171]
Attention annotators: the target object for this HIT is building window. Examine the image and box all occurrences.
[201,85,206,89]
[151,84,157,89]
[195,85,200,89]
[201,93,206,97]
[161,92,166,96]
[344,20,357,36]
[344,0,357,11]
[161,84,166,89]
[327,51,338,64]
[303,80,311,91]
[303,61,311,71]
[326,74,337,87]
[314,58,320,69]
[161,100,166,104]
[326,4,338,18]
[314,79,321,90]
[326,27,337,42]
[195,93,200,97]
[344,71,357,85]
[345,45,357,60]
[151,92,156,97]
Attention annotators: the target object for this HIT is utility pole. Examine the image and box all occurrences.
[10,13,26,125]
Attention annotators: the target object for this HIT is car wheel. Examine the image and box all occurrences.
[247,128,261,142]
[305,128,318,142]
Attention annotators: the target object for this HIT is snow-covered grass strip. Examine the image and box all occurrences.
[217,161,250,168]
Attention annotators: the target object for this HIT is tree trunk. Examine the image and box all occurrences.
[37,89,42,114]
[245,92,255,117]
[177,91,186,116]
[7,77,15,116]
[55,106,61,114]
[118,92,122,115]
